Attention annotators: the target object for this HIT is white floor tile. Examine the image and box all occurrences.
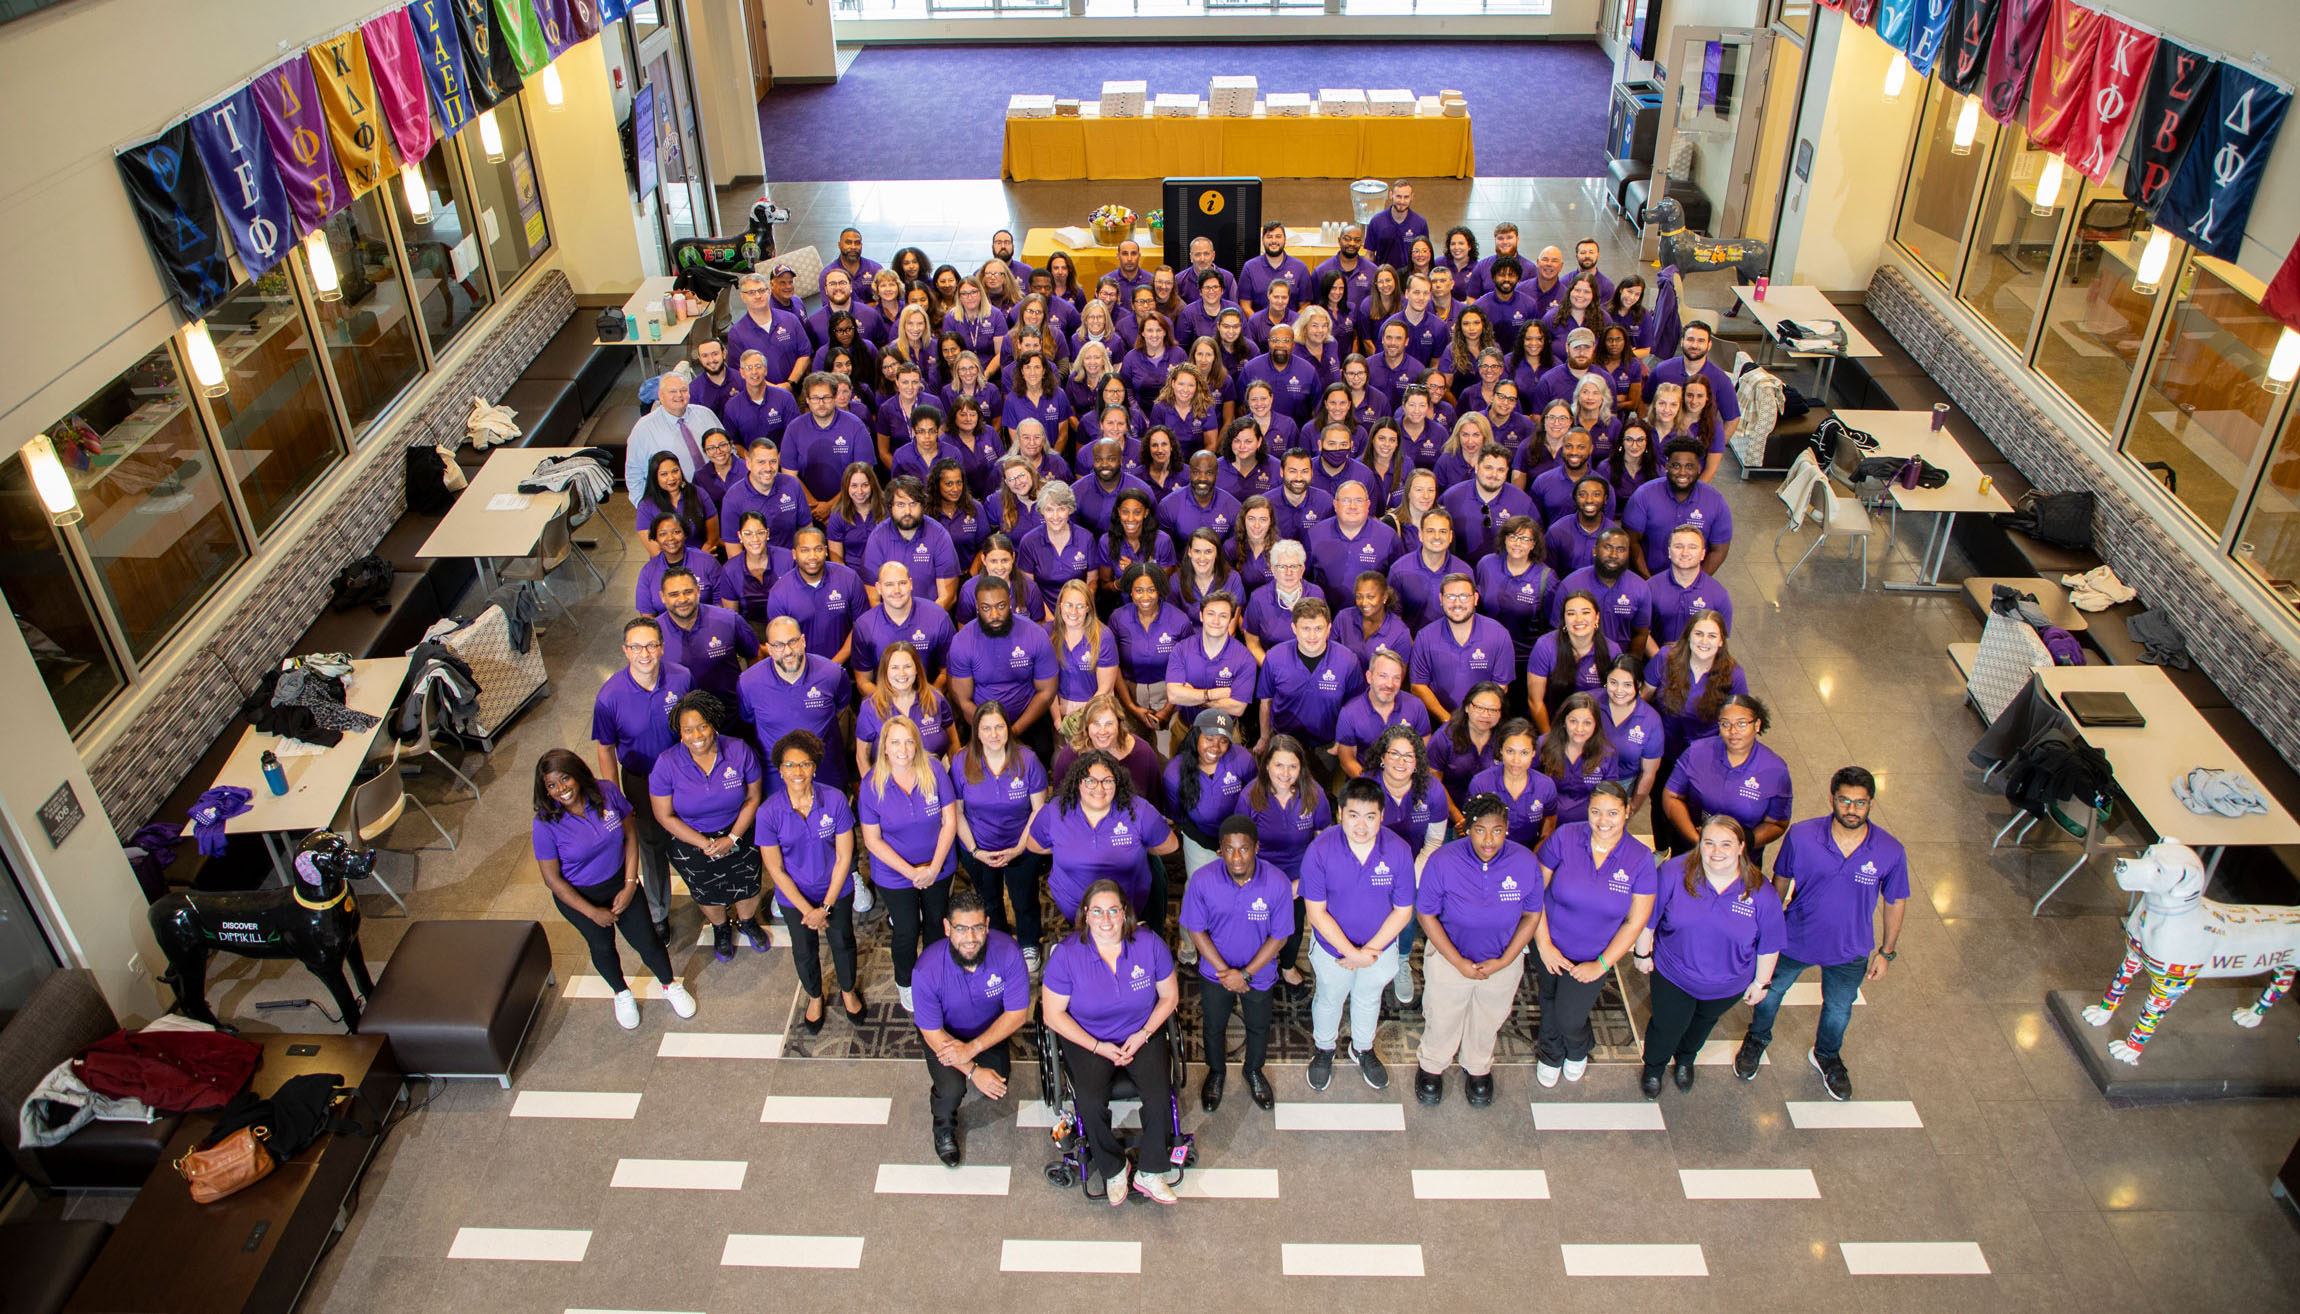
[1529,1102,1666,1131]
[610,1158,748,1191]
[1281,1243,1426,1277]
[875,1163,1011,1195]
[1839,1241,1991,1275]
[1560,1243,1708,1276]
[563,976,679,1000]
[1785,1100,1923,1129]
[760,1095,892,1124]
[1411,1168,1551,1199]
[448,1228,591,1261]
[1017,1098,1138,1129]
[1171,1167,1281,1198]
[1679,1168,1820,1199]
[1274,1102,1407,1131]
[1694,1038,1769,1066]
[1000,1239,1141,1273]
[720,1234,866,1269]
[658,1032,783,1059]
[1782,980,1866,1007]
[508,1091,641,1120]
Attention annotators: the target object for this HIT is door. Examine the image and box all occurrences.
[1641,27,1779,261]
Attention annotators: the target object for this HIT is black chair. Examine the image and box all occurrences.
[2067,200,2141,282]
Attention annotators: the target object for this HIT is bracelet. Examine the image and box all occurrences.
[1597,954,1612,971]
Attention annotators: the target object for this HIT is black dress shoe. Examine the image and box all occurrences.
[1275,976,1310,1005]
[1244,1068,1274,1110]
[801,998,826,1035]
[933,1125,961,1167]
[844,993,867,1026]
[1414,1068,1445,1106]
[1733,1039,1764,1081]
[1200,1068,1226,1113]
[1465,1072,1495,1108]
[653,919,673,946]
[1672,1059,1696,1092]
[1640,1067,1664,1100]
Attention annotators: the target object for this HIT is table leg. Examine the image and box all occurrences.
[264,832,294,885]
[2032,799,2102,916]
[477,556,500,595]
[1883,510,1963,593]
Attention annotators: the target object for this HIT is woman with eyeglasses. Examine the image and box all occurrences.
[1428,681,1506,815]
[758,730,864,1031]
[1531,780,1656,1088]
[860,714,960,1012]
[1027,750,1180,939]
[1633,815,1782,1099]
[1040,879,1183,1207]
[533,748,695,1030]
[1660,694,1791,859]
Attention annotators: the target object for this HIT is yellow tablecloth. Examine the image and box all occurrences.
[1002,108,1475,182]
[1023,228,1339,285]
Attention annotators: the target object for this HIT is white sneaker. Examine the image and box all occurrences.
[611,990,640,1030]
[1535,1060,1561,1088]
[854,883,875,914]
[1107,1167,1131,1206]
[898,984,914,1012]
[661,981,697,1019]
[1393,968,1414,1004]
[1132,1170,1178,1205]
[1022,946,1041,976]
[1562,1057,1588,1083]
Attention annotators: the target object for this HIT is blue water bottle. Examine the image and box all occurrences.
[260,750,288,797]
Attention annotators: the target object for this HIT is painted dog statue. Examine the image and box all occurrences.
[148,831,379,1030]
[1647,195,1773,285]
[2081,839,2300,1064]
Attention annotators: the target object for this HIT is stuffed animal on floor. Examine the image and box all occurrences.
[147,831,379,1030]
[1647,195,1772,287]
[2081,839,2300,1064]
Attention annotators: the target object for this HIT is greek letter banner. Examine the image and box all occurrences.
[407,0,475,137]
[1877,0,1916,55]
[491,0,550,76]
[2160,66,2292,262]
[1984,0,2052,124]
[2025,0,2103,151]
[361,8,436,163]
[309,32,398,199]
[1945,0,2002,95]
[2064,18,2157,183]
[188,87,293,277]
[2123,39,2218,210]
[254,56,350,235]
[118,124,232,318]
[1908,0,1958,77]
[1845,0,1880,28]
[453,0,522,109]
[532,0,584,60]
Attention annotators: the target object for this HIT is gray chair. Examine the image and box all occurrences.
[333,743,443,916]
[1774,474,1873,591]
[499,506,605,614]
[412,684,483,801]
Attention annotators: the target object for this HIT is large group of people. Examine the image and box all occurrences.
[531,184,1910,1205]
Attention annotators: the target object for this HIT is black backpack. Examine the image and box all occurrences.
[404,444,457,515]
[1998,489,2095,551]
[330,554,394,613]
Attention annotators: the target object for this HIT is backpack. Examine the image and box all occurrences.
[596,305,627,341]
[404,444,457,515]
[1998,489,2094,551]
[330,553,395,613]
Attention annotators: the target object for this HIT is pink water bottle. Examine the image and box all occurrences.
[1753,276,1768,301]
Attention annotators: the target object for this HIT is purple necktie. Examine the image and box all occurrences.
[677,412,705,469]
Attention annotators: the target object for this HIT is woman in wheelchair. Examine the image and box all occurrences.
[1039,880,1185,1206]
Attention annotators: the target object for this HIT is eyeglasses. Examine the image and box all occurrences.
[623,641,662,653]
[1082,776,1117,789]
[1383,748,1417,762]
[779,761,816,775]
[1468,702,1504,716]
[1831,796,1873,808]
[1084,907,1125,920]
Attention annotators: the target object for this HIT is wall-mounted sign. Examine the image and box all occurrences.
[37,782,83,848]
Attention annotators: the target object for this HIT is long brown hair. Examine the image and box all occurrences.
[1537,693,1616,780]
[1657,610,1738,725]
[1685,815,1766,899]
[868,640,945,726]
[1071,878,1139,946]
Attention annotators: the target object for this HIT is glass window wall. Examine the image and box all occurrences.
[1958,133,2055,347]
[2032,179,2150,433]
[1893,77,1987,286]
[202,277,344,535]
[468,98,551,289]
[389,143,494,354]
[308,191,426,436]
[2122,255,2284,535]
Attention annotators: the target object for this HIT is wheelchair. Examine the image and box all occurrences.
[1036,1013,1196,1199]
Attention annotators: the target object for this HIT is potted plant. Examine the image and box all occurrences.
[1090,203,1135,246]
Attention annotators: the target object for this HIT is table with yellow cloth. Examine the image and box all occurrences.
[1024,226,1339,285]
[1002,106,1475,183]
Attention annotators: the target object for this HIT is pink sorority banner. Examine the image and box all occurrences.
[2025,0,2104,151]
[252,56,350,236]
[2065,17,2157,182]
[361,8,437,164]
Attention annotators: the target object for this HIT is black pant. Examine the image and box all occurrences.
[1198,973,1273,1075]
[778,889,858,999]
[1534,957,1607,1064]
[1642,970,1742,1071]
[878,877,952,988]
[962,847,1047,950]
[1060,1031,1176,1180]
[1014,713,1056,771]
[552,879,674,993]
[1140,848,1170,942]
[928,1032,1015,1128]
[1277,894,1309,983]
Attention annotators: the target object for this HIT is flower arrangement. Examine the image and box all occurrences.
[1089,203,1135,245]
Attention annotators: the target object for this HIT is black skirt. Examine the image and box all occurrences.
[667,829,760,906]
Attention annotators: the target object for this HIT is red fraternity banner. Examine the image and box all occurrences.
[307,31,398,199]
[2064,17,2157,182]
[2026,0,2103,151]
[360,8,436,164]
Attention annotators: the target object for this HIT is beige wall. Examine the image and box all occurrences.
[689,0,767,183]
[764,0,839,82]
[1775,12,1918,288]
[526,42,646,295]
[834,6,1602,45]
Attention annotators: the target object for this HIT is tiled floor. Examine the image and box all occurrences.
[58,179,2300,1311]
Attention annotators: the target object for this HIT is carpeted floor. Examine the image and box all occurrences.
[758,41,1613,181]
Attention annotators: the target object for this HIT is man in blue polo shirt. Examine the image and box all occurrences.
[1180,817,1295,1114]
[1624,438,1735,575]
[1734,767,1908,1099]
[863,476,961,612]
[592,617,692,944]
[913,890,1031,1167]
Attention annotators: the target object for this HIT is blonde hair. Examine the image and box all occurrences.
[1443,410,1496,461]
[1053,578,1104,666]
[1066,691,1133,754]
[1295,305,1334,344]
[867,714,935,802]
[893,305,934,366]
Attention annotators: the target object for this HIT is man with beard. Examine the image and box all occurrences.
[781,371,874,518]
[947,577,1060,761]
[820,226,881,298]
[739,617,853,794]
[1625,438,1735,575]
[1473,253,1542,354]
[1571,237,1615,303]
[1645,322,1742,460]
[1528,429,1611,528]
[1462,221,1521,299]
[764,525,860,667]
[991,228,1031,285]
[593,616,693,944]
[1238,323,1321,423]
[655,566,759,708]
[1308,423,1377,500]
[1553,525,1653,656]
[1545,476,1619,577]
[1269,448,1334,541]
[1158,450,1242,543]
[1069,437,1155,536]
[1408,572,1517,725]
[718,437,811,550]
[806,266,885,349]
[1311,223,1375,305]
[851,561,956,693]
[1364,179,1429,271]
[913,890,1031,1166]
[1239,221,1312,313]
[1534,327,1601,413]
[687,338,737,416]
[862,475,961,611]
[1108,238,1152,295]
[728,270,811,391]
[1441,447,1538,560]
[1180,816,1293,1113]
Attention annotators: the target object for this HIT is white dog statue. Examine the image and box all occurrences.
[2081,839,2300,1064]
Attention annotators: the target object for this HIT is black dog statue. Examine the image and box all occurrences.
[147,831,379,1030]
[1647,195,1773,286]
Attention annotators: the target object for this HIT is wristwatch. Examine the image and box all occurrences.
[1877,949,1897,962]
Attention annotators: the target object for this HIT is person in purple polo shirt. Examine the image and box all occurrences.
[1243,540,1312,661]
[718,438,811,550]
[764,526,859,667]
[1333,646,1428,777]
[1159,452,1242,544]
[720,351,798,451]
[686,339,738,420]
[1412,793,1543,1107]
[1268,449,1333,542]
[1660,695,1791,857]
[1237,325,1323,423]
[655,566,758,708]
[1409,573,1517,723]
[859,716,959,1011]
[758,730,864,1031]
[1161,708,1255,873]
[650,692,767,965]
[913,890,1031,1167]
[1300,778,1417,1091]
[1070,438,1154,536]
[1237,221,1311,311]
[1254,597,1363,776]
[947,577,1060,763]
[1181,815,1293,1113]
[1440,447,1537,560]
[1633,814,1783,1099]
[1364,180,1429,270]
[738,617,854,792]
[1532,782,1657,1087]
[820,228,883,296]
[851,561,957,692]
[1529,427,1609,527]
[1041,879,1182,1206]
[728,271,811,389]
[1646,322,1741,470]
[862,476,961,611]
[533,748,694,1030]
[1025,750,1179,933]
[1388,507,1469,632]
[1177,267,1236,345]
[1554,527,1653,655]
[1304,482,1399,607]
[1625,438,1734,575]
[1383,274,1449,366]
[591,617,692,944]
[1313,224,1376,307]
[783,372,875,514]
[1734,767,1907,1100]
[1463,222,1519,301]
[1308,422,1377,500]
[1166,590,1256,727]
[1647,526,1734,647]
[1474,254,1542,354]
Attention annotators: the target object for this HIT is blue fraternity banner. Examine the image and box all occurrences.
[1909,0,1957,77]
[188,86,292,277]
[118,123,232,317]
[407,0,475,138]
[1877,0,1918,56]
[598,0,630,21]
[2160,66,2292,262]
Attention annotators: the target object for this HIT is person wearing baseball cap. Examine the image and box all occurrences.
[1532,326,1601,414]
[1162,709,1258,879]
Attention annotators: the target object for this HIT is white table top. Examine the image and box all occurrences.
[184,657,413,837]
[2036,663,2300,850]
[416,446,585,563]
[1831,409,2012,515]
[593,275,702,348]
[1732,285,1881,358]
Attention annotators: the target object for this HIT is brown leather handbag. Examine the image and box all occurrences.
[176,1125,272,1203]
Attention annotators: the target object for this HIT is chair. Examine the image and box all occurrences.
[2067,201,2141,283]
[335,744,447,916]
[1773,473,1872,590]
[499,507,604,613]
[411,684,483,801]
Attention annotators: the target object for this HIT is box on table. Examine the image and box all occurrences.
[1100,80,1147,117]
[1209,75,1258,117]
[1054,99,1082,117]
[1318,88,1367,116]
[1154,92,1200,118]
[1367,88,1416,118]
[1007,94,1055,119]
[1266,92,1314,118]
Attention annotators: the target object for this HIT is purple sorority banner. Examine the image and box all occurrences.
[533,0,578,59]
[188,86,294,276]
[362,8,436,163]
[253,56,349,235]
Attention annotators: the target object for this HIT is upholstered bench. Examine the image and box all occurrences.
[357,920,552,1088]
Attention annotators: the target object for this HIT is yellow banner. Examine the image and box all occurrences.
[307,32,398,199]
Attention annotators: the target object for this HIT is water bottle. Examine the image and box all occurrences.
[625,312,638,340]
[1752,276,1768,301]
[260,750,287,796]
[1931,402,1950,432]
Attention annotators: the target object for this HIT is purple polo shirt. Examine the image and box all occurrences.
[687,370,739,419]
[859,758,957,885]
[851,599,956,681]
[1526,636,1606,702]
[720,473,812,549]
[649,737,762,835]
[1176,298,1237,344]
[1378,775,1450,851]
[1111,602,1193,683]
[862,520,961,590]
[1053,626,1119,702]
[953,747,1047,850]
[721,386,798,447]
[826,509,878,564]
[656,606,758,706]
[1474,288,1544,350]
[754,787,855,902]
[781,411,874,500]
[806,300,884,349]
[1664,738,1794,834]
[1475,558,1557,651]
[1417,838,1543,961]
[1313,254,1376,304]
[1394,419,1450,472]
[1625,479,1735,553]
[1299,826,1417,955]
[1243,585,1309,653]
[1438,482,1536,560]
[737,656,853,787]
[1044,930,1173,1043]
[1429,731,1496,809]
[1387,553,1469,631]
[1333,693,1429,758]
[956,573,1048,627]
[1332,610,1412,669]
[635,548,725,615]
[817,257,883,298]
[728,309,810,381]
[1216,456,1279,504]
[1118,346,1185,402]
[1543,518,1611,577]
[1016,524,1103,592]
[1381,310,1448,365]
[1256,640,1363,743]
[1238,352,1322,421]
[1308,456,1377,500]
[943,308,1010,358]
[1772,818,1910,965]
[1602,700,1667,781]
[1106,530,1176,586]
[1410,616,1517,710]
[1031,798,1172,915]
[1531,363,1594,414]
[1231,786,1330,879]
[1530,465,1612,527]
[1555,567,1653,647]
[1181,859,1296,989]
[532,784,638,888]
[1647,570,1733,646]
[1646,357,1741,424]
[1268,486,1334,542]
[1642,649,1751,750]
[1001,388,1073,438]
[1470,766,1561,849]
[912,930,1030,1041]
[592,664,693,785]
[1069,473,1155,536]
[1651,856,1787,998]
[1364,208,1430,270]
[1165,633,1257,702]
[765,564,863,659]
[1545,742,1616,825]
[1535,823,1658,961]
[948,617,1057,719]
[933,508,988,566]
[1162,745,1256,842]
[855,694,955,761]
[1151,401,1222,452]
[1304,519,1399,606]
[1239,253,1312,309]
[1158,487,1241,543]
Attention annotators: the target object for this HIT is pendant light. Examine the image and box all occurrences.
[2030,156,2065,216]
[478,109,506,163]
[183,320,228,398]
[21,435,83,526]
[402,161,431,223]
[304,229,342,302]
[2132,228,2171,295]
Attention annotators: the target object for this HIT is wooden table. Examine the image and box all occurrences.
[1002,104,1476,182]
[66,1033,403,1314]
[1829,409,2011,592]
[1022,225,1338,285]
[416,446,585,594]
[181,657,412,882]
[1963,576,2089,631]
[1732,284,1881,401]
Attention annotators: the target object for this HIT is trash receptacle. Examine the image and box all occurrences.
[1350,178,1388,225]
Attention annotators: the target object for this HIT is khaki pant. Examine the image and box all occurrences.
[1416,950,1526,1077]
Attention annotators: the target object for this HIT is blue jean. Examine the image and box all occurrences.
[1743,954,1866,1061]
[1310,941,1399,1054]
